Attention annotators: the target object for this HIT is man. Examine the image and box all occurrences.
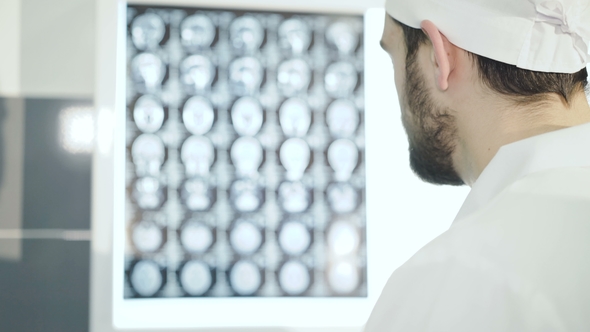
[365,0,590,331]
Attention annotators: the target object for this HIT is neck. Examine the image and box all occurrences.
[454,91,590,186]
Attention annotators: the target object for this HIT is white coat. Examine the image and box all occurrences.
[364,123,590,331]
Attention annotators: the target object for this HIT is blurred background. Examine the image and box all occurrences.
[0,1,365,330]
[0,0,94,331]
[0,0,473,331]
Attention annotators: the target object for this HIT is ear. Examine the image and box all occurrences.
[420,20,454,91]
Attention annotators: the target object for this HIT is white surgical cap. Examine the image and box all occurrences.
[385,0,590,73]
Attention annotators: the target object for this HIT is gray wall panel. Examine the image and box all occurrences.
[22,98,92,230]
[0,239,90,332]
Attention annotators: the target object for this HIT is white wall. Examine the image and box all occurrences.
[21,0,95,98]
[0,0,96,98]
[0,0,22,97]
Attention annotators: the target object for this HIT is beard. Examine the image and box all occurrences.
[401,58,464,186]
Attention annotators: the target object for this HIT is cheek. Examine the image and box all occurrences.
[392,62,408,112]
[395,70,417,135]
[394,68,405,100]
[390,53,406,105]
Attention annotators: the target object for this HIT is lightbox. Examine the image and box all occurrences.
[91,1,470,331]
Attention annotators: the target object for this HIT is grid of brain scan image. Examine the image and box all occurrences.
[124,4,366,298]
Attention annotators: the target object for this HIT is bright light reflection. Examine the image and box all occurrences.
[327,260,359,294]
[59,107,95,154]
[327,220,360,256]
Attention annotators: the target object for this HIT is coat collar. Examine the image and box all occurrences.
[453,122,590,224]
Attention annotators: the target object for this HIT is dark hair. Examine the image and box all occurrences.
[394,18,589,105]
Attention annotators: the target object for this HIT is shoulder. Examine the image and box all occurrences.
[364,246,559,332]
[364,167,590,332]
[449,167,590,259]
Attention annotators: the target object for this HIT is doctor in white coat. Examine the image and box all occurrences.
[366,0,590,331]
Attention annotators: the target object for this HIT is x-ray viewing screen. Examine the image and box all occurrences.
[124,4,366,298]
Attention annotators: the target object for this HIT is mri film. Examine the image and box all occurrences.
[124,5,366,298]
